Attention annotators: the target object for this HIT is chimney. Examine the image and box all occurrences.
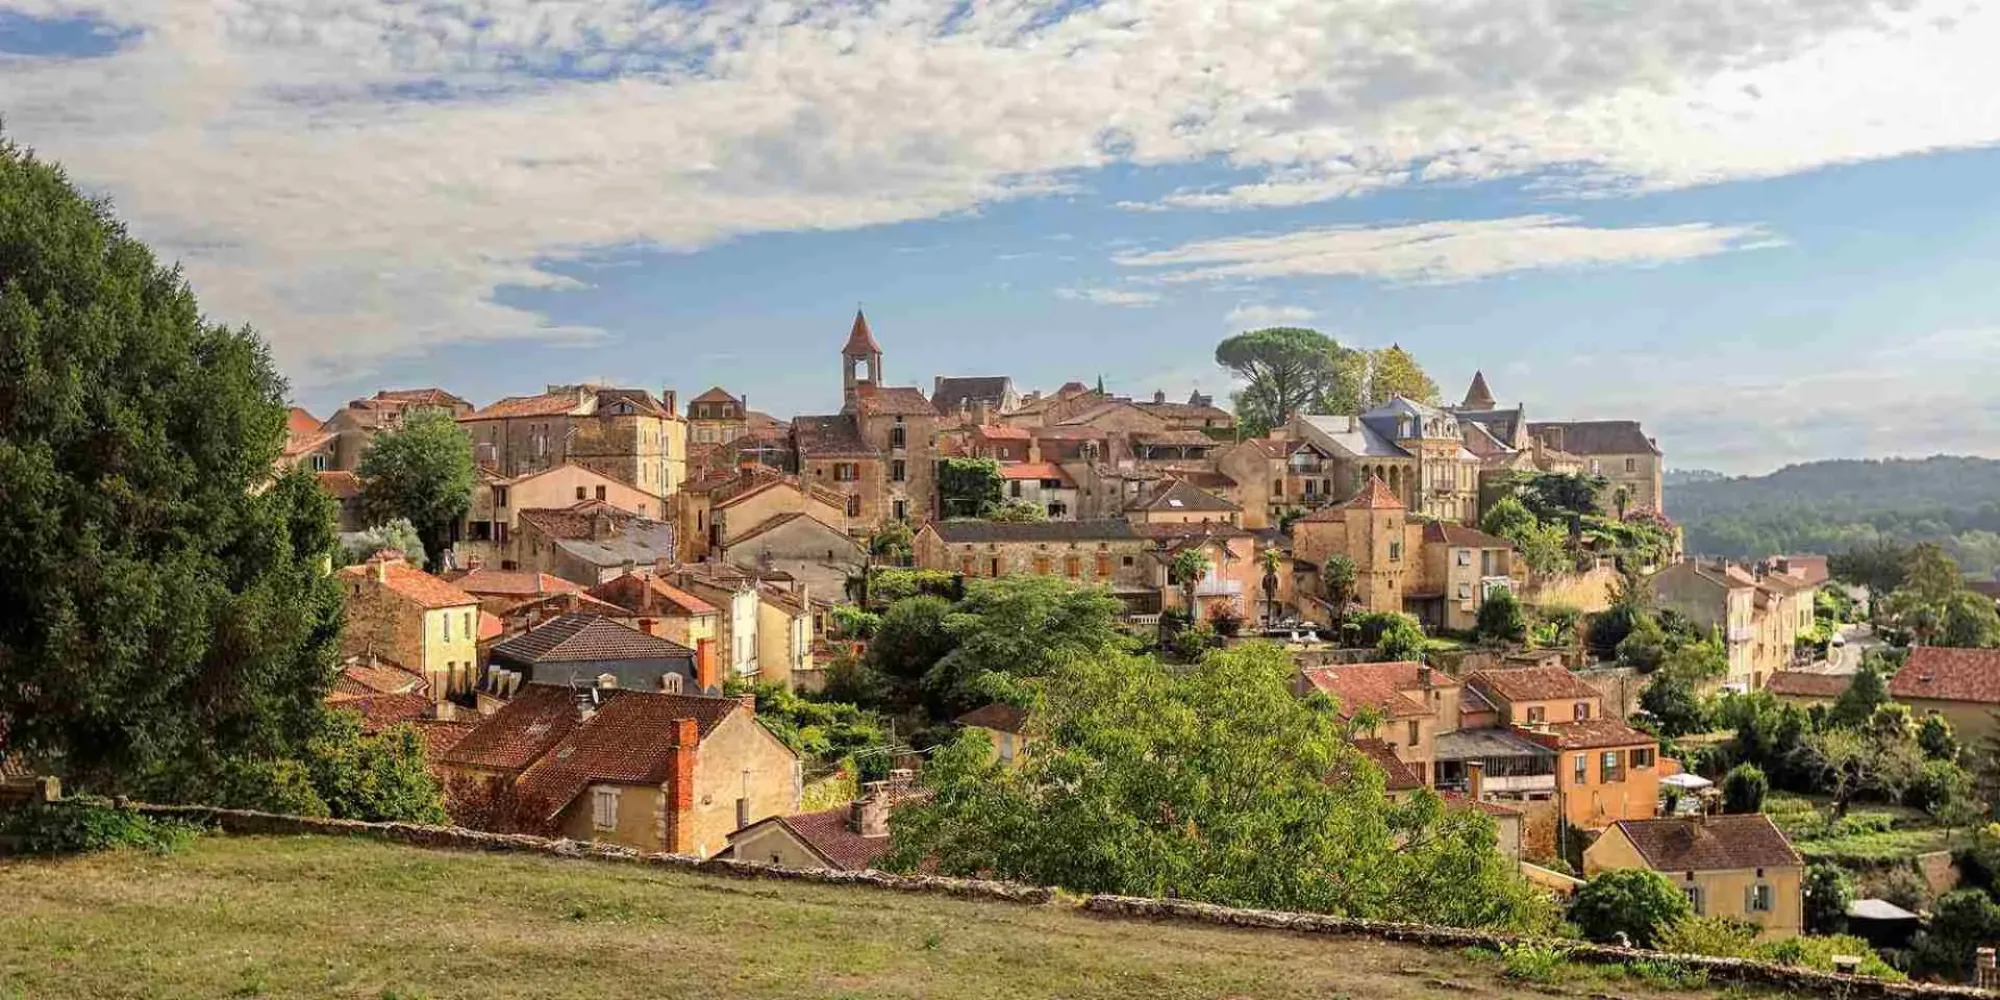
[738,456,758,481]
[640,573,654,612]
[1418,665,1433,688]
[850,781,891,838]
[934,375,944,396]
[638,618,656,635]
[592,511,615,541]
[662,388,677,414]
[466,555,484,572]
[975,399,992,426]
[1027,436,1042,464]
[1154,389,1167,405]
[663,718,699,854]
[695,637,718,693]
[372,558,391,583]
[1466,760,1485,803]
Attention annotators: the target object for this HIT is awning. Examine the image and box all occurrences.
[1848,898,1919,922]
[1662,773,1714,791]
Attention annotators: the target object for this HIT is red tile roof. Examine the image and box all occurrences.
[337,659,428,696]
[1440,791,1523,817]
[1352,738,1423,791]
[440,685,587,772]
[1524,718,1655,750]
[956,703,1029,734]
[512,690,742,820]
[843,309,881,355]
[1468,666,1600,705]
[589,573,720,617]
[1611,814,1800,872]
[974,425,1031,440]
[462,393,585,420]
[794,414,877,458]
[853,382,939,416]
[329,692,434,733]
[773,807,894,871]
[316,470,362,499]
[1766,671,1853,699]
[338,560,480,610]
[1421,522,1515,549]
[287,407,323,436]
[690,386,740,406]
[516,501,644,541]
[448,569,582,598]
[1890,647,2000,705]
[1301,662,1454,720]
[997,462,1072,483]
[1129,478,1240,513]
[491,614,695,664]
[1346,474,1403,510]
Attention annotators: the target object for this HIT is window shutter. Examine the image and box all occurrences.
[1744,885,1754,913]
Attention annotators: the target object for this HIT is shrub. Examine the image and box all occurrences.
[1756,934,1903,980]
[1207,606,1244,638]
[0,800,201,855]
[1655,915,1757,958]
[1569,868,1691,948]
[1476,587,1526,643]
[1721,763,1768,814]
[829,605,882,639]
[1803,863,1855,935]
[1167,621,1221,662]
[1918,714,1959,762]
[1911,890,2000,980]
[1498,943,1573,984]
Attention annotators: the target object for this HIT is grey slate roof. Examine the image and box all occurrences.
[491,614,695,664]
[925,519,1141,544]
[1433,727,1556,762]
[1295,414,1412,459]
[554,519,677,570]
[932,376,1013,413]
[1527,420,1660,456]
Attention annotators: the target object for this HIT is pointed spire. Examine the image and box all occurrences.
[1344,473,1405,511]
[843,308,881,356]
[1462,370,1496,410]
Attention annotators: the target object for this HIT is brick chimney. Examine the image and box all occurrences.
[592,510,615,541]
[850,781,891,838]
[661,388,677,414]
[975,399,992,426]
[695,637,718,693]
[934,375,944,396]
[1154,389,1166,404]
[1466,760,1485,803]
[637,617,656,636]
[372,558,391,583]
[1418,665,1432,689]
[663,718,699,854]
[738,456,758,482]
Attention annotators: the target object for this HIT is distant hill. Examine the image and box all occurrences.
[1667,456,2000,577]
[1663,468,1727,486]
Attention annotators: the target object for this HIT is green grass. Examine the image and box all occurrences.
[0,834,1783,1000]
[1793,827,1956,864]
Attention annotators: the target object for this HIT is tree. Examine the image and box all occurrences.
[356,410,474,569]
[886,644,1555,931]
[1364,344,1438,406]
[1322,553,1359,608]
[937,458,1003,520]
[1615,613,1668,672]
[1802,863,1854,935]
[1883,543,1966,645]
[1920,713,1961,762]
[1829,664,1890,730]
[1259,547,1283,626]
[1518,472,1606,521]
[864,595,957,710]
[0,136,347,795]
[1941,590,2000,648]
[338,517,426,565]
[1480,496,1568,576]
[1215,328,1363,435]
[923,575,1130,716]
[1721,763,1768,814]
[1912,890,2000,980]
[1170,548,1210,620]
[1569,868,1692,948]
[1376,616,1426,662]
[1476,587,1526,643]
[1640,673,1708,738]
[1612,484,1632,520]
[985,499,1047,523]
[1829,541,1913,613]
[1806,729,1876,818]
[305,713,449,823]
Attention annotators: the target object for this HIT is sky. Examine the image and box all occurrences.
[3,1,1999,475]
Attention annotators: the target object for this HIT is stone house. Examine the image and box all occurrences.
[675,464,851,564]
[439,683,799,859]
[912,519,1156,611]
[338,553,482,700]
[1216,435,1343,530]
[457,463,663,570]
[303,388,474,473]
[718,510,863,603]
[755,583,818,692]
[956,703,1032,764]
[458,384,688,499]
[1301,661,1462,785]
[442,567,581,615]
[1412,522,1518,632]
[665,563,765,685]
[1522,719,1663,831]
[1466,666,1604,726]
[317,471,367,531]
[1766,670,1852,709]
[931,376,1020,427]
[1525,420,1663,515]
[794,312,941,527]
[587,571,723,653]
[998,462,1080,520]
[966,423,1033,462]
[686,386,750,446]
[513,501,677,586]
[1289,399,1481,525]
[1125,478,1242,526]
[1134,389,1234,434]
[1585,814,1803,939]
[1290,476,1414,617]
[722,782,904,871]
[1652,559,1813,690]
[1142,522,1264,621]
[1888,647,2000,750]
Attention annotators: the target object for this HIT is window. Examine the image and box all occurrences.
[845,495,862,518]
[1456,583,1472,600]
[592,788,618,830]
[1010,480,1022,498]
[442,613,451,641]
[1630,747,1656,769]
[1683,885,1704,915]
[1064,555,1081,579]
[310,453,329,472]
[892,459,906,482]
[1574,702,1591,721]
[1572,754,1587,785]
[1388,541,1402,562]
[893,499,908,521]
[1625,457,1637,473]
[1527,706,1546,724]
[464,611,473,638]
[1406,720,1420,748]
[1273,478,1284,497]
[990,558,1001,576]
[494,486,509,508]
[575,486,587,500]
[833,463,858,482]
[1601,750,1623,783]
[1748,883,1774,913]
[1122,555,1135,566]
[1048,501,1068,518]
[1456,549,1472,567]
[960,554,976,576]
[595,485,607,501]
[1033,555,1053,575]
[890,425,906,449]
[736,797,750,831]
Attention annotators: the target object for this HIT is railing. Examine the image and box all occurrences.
[1124,613,1163,627]
[1478,774,1557,793]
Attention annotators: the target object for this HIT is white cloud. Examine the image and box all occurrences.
[1224,304,1318,329]
[2,0,1996,383]
[1057,287,1162,307]
[1118,215,1775,284]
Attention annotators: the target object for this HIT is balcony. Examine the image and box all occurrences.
[1727,624,1755,643]
[1479,773,1558,794]
[1195,578,1244,597]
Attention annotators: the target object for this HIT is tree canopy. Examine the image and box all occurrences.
[1215,327,1362,436]
[0,135,348,795]
[1364,345,1439,407]
[886,643,1554,931]
[356,410,475,568]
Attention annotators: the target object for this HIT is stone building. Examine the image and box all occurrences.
[685,386,750,447]
[1289,475,1521,630]
[1288,398,1481,525]
[458,385,688,499]
[793,312,941,526]
[912,519,1154,609]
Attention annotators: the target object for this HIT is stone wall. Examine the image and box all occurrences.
[1575,664,1646,721]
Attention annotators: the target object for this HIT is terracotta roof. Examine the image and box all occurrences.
[493,591,634,628]
[1129,479,1240,514]
[316,470,361,499]
[758,584,809,616]
[1163,469,1238,493]
[413,719,478,759]
[1460,686,1497,715]
[794,414,877,458]
[842,309,881,355]
[337,659,428,696]
[1352,738,1423,791]
[375,388,472,409]
[287,407,323,436]
[1137,399,1234,422]
[283,429,338,457]
[513,689,744,820]
[925,519,1141,544]
[330,692,434,733]
[1527,420,1660,456]
[447,569,582,598]
[479,611,504,640]
[1890,647,2000,705]
[1468,666,1600,705]
[853,382,939,416]
[462,393,585,420]
[690,386,740,406]
[1132,428,1222,448]
[1774,555,1831,588]
[728,511,852,549]
[491,614,695,664]
[997,462,1072,484]
[1243,438,1294,459]
[1301,661,1455,720]
[1422,522,1514,549]
[589,573,720,617]
[439,685,587,772]
[337,560,480,610]
[1028,425,1108,441]
[516,501,643,540]
[1612,814,1800,872]
[770,807,893,871]
[957,703,1028,734]
[974,424,1031,441]
[932,377,1013,414]
[1526,718,1655,750]
[1345,474,1404,511]
[1137,521,1254,543]
[1766,671,1853,698]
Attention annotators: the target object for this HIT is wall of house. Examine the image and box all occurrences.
[1582,451,1663,514]
[1575,666,1646,721]
[630,611,717,652]
[686,712,801,859]
[720,515,860,601]
[1585,831,1801,938]
[922,535,1152,589]
[1899,698,2000,752]
[717,484,844,548]
[729,822,831,868]
[855,410,940,524]
[569,411,685,498]
[556,783,665,852]
[802,456,885,530]
[754,600,808,689]
[1215,446,1280,530]
[1559,747,1661,829]
[1494,695,1603,726]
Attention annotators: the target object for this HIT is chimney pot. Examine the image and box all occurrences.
[851,781,891,837]
[694,637,718,694]
[662,388,677,414]
[1154,389,1166,404]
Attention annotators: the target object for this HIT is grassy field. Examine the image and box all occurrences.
[0,834,1786,1000]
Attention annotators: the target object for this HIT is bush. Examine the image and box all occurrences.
[1918,714,1959,762]
[1803,863,1855,935]
[1207,606,1244,638]
[829,605,882,639]
[1498,943,1573,984]
[1476,587,1526,643]
[1912,889,2000,980]
[1654,915,1758,958]
[1167,621,1221,662]
[1569,868,1691,948]
[1721,764,1768,814]
[0,800,200,855]
[1755,934,1903,980]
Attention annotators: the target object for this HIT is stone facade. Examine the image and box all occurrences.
[460,385,688,499]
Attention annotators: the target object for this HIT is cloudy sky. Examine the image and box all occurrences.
[4,0,1999,474]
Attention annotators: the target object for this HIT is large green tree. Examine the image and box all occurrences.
[887,644,1554,931]
[1215,327,1362,436]
[357,410,474,568]
[1364,344,1439,406]
[0,135,346,793]
[1480,496,1568,576]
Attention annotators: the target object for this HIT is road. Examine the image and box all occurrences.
[1806,623,1881,675]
